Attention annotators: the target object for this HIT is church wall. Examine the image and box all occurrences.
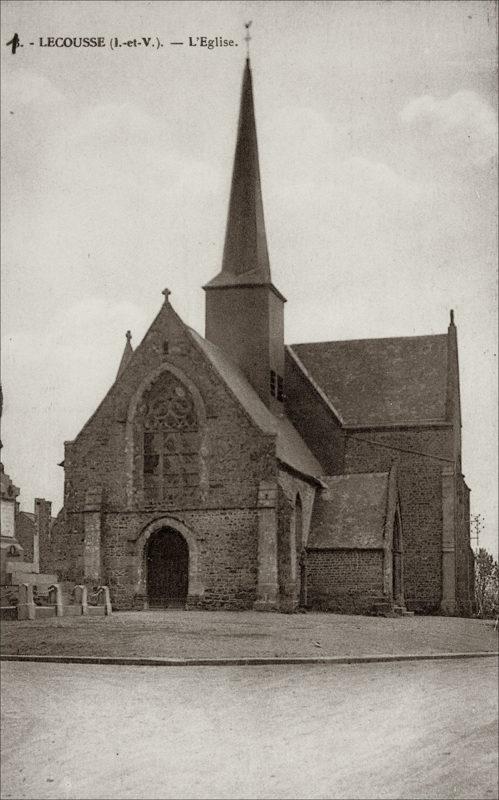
[456,475,473,616]
[277,470,317,610]
[100,508,259,610]
[205,286,280,407]
[44,510,84,580]
[62,304,275,517]
[62,305,275,517]
[306,549,384,613]
[284,351,345,474]
[53,303,278,605]
[277,470,316,545]
[344,426,453,613]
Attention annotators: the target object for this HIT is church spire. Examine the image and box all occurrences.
[204,55,271,288]
[204,50,286,409]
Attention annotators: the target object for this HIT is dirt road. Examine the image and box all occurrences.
[1,610,497,660]
[1,658,497,799]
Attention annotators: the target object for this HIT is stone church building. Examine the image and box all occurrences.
[45,59,474,616]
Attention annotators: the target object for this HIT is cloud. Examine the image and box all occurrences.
[400,91,498,168]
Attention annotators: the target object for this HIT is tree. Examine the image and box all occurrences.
[474,548,498,619]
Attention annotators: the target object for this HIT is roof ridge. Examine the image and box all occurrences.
[291,332,448,347]
[323,471,390,479]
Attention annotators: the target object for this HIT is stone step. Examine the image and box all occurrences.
[392,605,415,617]
[5,560,38,574]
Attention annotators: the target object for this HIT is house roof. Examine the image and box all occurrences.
[290,334,449,426]
[188,328,322,481]
[308,472,390,549]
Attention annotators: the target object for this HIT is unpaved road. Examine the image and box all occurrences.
[2,610,497,659]
[1,658,497,799]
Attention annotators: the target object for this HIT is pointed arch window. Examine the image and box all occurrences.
[137,371,201,506]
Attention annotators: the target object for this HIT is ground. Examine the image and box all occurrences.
[1,610,497,659]
[1,658,498,800]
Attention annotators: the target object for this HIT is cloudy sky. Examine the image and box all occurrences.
[1,0,497,555]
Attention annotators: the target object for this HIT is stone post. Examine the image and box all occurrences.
[74,584,88,615]
[48,584,63,617]
[97,585,112,615]
[18,583,35,620]
[441,466,456,615]
[253,481,279,611]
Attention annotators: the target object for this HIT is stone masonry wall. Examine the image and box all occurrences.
[53,300,277,599]
[277,470,316,547]
[15,510,34,562]
[456,475,473,615]
[101,508,259,610]
[306,549,384,613]
[344,427,454,613]
[62,301,276,516]
[277,470,317,609]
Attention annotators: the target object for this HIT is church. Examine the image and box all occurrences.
[44,58,474,616]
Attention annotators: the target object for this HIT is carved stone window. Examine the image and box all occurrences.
[136,372,201,506]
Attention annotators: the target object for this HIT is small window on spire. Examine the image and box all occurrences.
[270,370,277,397]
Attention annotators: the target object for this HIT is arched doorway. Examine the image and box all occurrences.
[146,528,189,607]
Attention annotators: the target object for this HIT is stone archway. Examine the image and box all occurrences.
[133,516,204,607]
[146,527,189,607]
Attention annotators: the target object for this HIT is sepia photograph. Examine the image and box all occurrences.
[1,1,498,798]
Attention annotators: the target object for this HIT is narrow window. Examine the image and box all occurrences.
[270,369,277,397]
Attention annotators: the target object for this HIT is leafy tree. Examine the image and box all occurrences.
[474,548,498,619]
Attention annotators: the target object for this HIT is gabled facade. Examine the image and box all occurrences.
[46,58,474,616]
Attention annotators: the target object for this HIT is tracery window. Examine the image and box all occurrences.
[136,371,201,506]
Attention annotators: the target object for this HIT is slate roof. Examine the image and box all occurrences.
[204,59,271,289]
[188,328,323,480]
[308,472,390,549]
[290,334,449,426]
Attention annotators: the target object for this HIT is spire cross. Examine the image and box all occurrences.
[162,287,171,302]
[244,21,252,59]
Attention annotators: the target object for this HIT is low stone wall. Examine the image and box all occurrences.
[1,584,112,621]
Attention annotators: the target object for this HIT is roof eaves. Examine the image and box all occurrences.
[277,458,327,488]
[344,420,451,430]
[185,326,276,439]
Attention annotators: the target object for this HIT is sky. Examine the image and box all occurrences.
[1,0,497,556]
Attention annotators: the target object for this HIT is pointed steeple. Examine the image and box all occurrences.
[204,54,286,409]
[116,330,133,379]
[205,58,273,289]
